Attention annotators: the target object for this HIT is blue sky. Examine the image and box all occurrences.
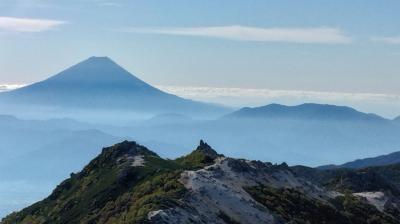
[1,0,400,117]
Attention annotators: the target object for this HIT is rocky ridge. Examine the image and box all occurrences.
[3,141,400,224]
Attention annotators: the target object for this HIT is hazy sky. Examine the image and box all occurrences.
[1,0,400,117]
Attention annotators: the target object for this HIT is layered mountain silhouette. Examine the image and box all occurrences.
[224,103,386,122]
[0,57,227,117]
[318,150,400,169]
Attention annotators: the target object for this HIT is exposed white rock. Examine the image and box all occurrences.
[147,210,165,220]
[130,155,145,167]
[148,157,340,223]
[353,191,388,211]
[177,159,277,223]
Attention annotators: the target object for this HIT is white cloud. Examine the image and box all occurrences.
[156,85,400,118]
[123,25,352,44]
[371,36,400,44]
[98,2,122,7]
[0,84,26,92]
[157,85,400,104]
[89,0,122,7]
[2,83,399,117]
[0,17,66,32]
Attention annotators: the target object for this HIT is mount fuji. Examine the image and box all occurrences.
[0,57,228,119]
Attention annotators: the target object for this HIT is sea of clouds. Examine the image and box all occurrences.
[1,84,399,119]
[157,85,400,119]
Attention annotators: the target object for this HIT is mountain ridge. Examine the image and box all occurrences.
[224,103,387,122]
[318,150,400,170]
[3,140,400,223]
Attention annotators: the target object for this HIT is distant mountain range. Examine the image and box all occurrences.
[318,150,400,170]
[0,114,124,218]
[0,57,228,119]
[3,141,400,223]
[0,114,120,163]
[1,101,400,173]
[3,102,400,218]
[224,103,386,122]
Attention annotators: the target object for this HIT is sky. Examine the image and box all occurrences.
[1,0,400,117]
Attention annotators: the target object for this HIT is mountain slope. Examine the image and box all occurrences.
[2,141,184,224]
[319,151,400,169]
[224,103,386,122]
[292,164,400,195]
[3,141,400,223]
[2,141,218,224]
[292,164,400,220]
[0,57,227,117]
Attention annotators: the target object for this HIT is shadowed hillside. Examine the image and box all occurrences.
[318,151,400,169]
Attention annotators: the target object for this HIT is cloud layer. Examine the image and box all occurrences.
[124,25,352,44]
[0,84,26,92]
[0,17,66,32]
[157,85,400,103]
[1,83,399,118]
[371,36,400,44]
[156,85,400,118]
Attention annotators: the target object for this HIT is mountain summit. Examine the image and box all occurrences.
[44,56,155,86]
[0,57,227,117]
